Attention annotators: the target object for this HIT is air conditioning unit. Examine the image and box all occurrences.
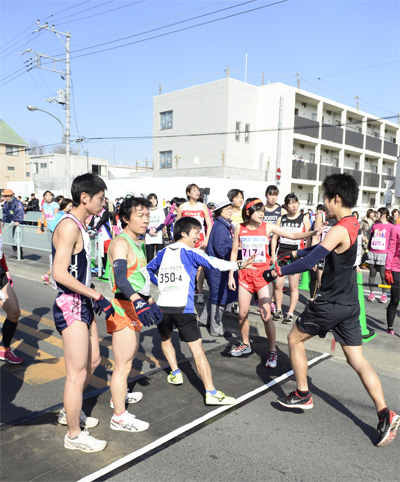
[299,144,305,149]
[301,102,307,108]
[346,154,351,158]
[327,110,332,115]
[325,149,330,154]
[348,117,353,122]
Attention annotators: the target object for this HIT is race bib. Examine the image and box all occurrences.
[139,267,151,296]
[241,236,268,263]
[371,235,386,251]
[158,264,184,291]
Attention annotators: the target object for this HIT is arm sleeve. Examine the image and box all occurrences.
[113,259,136,299]
[296,244,319,257]
[190,249,238,272]
[280,244,330,276]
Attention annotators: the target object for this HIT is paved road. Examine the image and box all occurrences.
[0,253,399,481]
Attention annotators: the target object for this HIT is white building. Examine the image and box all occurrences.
[153,78,399,210]
[30,153,109,194]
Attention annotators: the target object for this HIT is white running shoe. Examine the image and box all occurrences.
[64,429,107,452]
[110,411,149,432]
[110,390,143,409]
[58,408,99,429]
[265,351,278,368]
[230,342,251,357]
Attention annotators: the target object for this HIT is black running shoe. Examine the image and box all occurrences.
[278,390,313,410]
[273,310,284,322]
[376,411,400,447]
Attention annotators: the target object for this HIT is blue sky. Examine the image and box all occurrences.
[1,0,399,165]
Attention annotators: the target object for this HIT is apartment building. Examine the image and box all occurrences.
[153,78,399,209]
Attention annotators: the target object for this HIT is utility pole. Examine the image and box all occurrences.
[21,21,71,194]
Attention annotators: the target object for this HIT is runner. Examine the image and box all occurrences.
[0,226,23,364]
[107,196,162,433]
[263,173,400,447]
[177,183,212,304]
[146,217,255,405]
[385,221,400,335]
[52,173,114,453]
[271,193,311,324]
[41,191,60,284]
[228,198,322,367]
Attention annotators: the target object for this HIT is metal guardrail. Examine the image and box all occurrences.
[1,222,104,277]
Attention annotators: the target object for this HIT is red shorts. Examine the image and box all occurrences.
[195,232,205,249]
[238,264,271,293]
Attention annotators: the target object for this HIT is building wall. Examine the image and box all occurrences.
[0,143,30,188]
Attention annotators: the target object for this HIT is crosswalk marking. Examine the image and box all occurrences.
[0,311,166,388]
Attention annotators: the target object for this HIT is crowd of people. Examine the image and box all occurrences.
[0,174,399,452]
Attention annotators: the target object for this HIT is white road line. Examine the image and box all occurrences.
[78,352,330,482]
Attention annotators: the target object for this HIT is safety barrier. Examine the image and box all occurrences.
[1,222,104,277]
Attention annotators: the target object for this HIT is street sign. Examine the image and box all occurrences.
[276,167,281,181]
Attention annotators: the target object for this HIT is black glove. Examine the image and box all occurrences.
[40,224,45,232]
[93,294,115,320]
[276,251,296,266]
[133,298,163,327]
[263,269,277,283]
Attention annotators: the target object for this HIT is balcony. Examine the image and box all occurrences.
[363,172,380,188]
[383,141,398,157]
[381,174,396,189]
[291,160,317,180]
[294,116,319,139]
[343,168,362,184]
[321,124,343,144]
[365,135,382,153]
[345,129,364,149]
[319,165,341,181]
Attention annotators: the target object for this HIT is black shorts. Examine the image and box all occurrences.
[296,300,361,346]
[157,313,201,343]
[0,268,8,290]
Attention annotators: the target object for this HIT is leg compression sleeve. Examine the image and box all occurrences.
[2,318,17,348]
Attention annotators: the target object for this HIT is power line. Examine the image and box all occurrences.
[44,0,115,24]
[41,0,91,21]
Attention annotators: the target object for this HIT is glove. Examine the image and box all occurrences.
[6,276,13,287]
[277,251,296,266]
[263,261,282,283]
[40,224,45,232]
[385,270,393,286]
[133,298,163,327]
[93,294,115,320]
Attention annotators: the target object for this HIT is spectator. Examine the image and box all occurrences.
[227,188,244,227]
[145,193,165,263]
[1,189,24,259]
[391,208,399,224]
[26,193,40,212]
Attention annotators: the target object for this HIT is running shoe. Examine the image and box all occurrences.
[265,351,278,368]
[205,390,235,406]
[41,274,51,285]
[0,347,23,364]
[230,342,251,357]
[110,390,143,409]
[167,371,183,385]
[282,313,294,324]
[110,411,149,432]
[379,294,388,304]
[58,408,99,429]
[64,429,107,452]
[376,411,400,447]
[386,329,395,335]
[272,310,284,322]
[197,292,205,304]
[367,292,376,302]
[277,390,314,410]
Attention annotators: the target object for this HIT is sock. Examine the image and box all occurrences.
[172,369,181,376]
[296,389,310,398]
[2,319,17,348]
[206,389,217,395]
[377,407,389,421]
[113,410,127,420]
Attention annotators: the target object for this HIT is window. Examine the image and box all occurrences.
[6,146,18,156]
[333,158,339,167]
[235,122,241,142]
[294,108,299,116]
[7,166,15,170]
[26,172,30,177]
[245,124,250,144]
[311,113,317,121]
[92,164,107,176]
[371,165,378,174]
[32,163,38,174]
[307,193,313,206]
[160,111,173,130]
[388,168,394,176]
[309,153,315,163]
[160,151,172,169]
[369,198,375,208]
[40,163,47,169]
[355,162,359,170]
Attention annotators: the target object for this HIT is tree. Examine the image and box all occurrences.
[52,144,80,155]
[29,139,46,155]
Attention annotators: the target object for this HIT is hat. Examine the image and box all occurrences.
[214,198,234,211]
[3,189,13,196]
